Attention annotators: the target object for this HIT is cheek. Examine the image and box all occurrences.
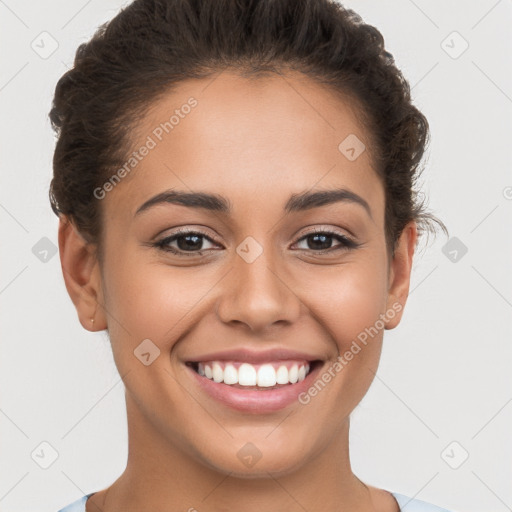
[102,255,213,365]
[304,259,389,353]
[288,260,389,428]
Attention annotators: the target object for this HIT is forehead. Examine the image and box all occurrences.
[103,70,384,222]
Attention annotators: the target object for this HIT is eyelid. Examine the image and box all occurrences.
[155,226,219,243]
[295,225,353,240]
[157,225,354,244]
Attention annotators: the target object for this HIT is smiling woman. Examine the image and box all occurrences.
[49,0,453,511]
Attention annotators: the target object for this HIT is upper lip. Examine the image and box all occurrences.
[184,348,322,364]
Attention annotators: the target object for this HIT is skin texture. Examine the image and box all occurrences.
[59,70,416,512]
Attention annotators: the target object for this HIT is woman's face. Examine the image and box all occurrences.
[66,70,416,477]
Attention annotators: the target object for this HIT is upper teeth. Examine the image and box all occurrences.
[197,361,311,387]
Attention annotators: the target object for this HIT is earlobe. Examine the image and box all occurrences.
[58,215,106,331]
[384,221,417,330]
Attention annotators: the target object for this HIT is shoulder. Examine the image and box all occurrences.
[56,493,94,512]
[391,492,457,512]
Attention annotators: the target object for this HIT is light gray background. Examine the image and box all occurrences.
[1,1,511,511]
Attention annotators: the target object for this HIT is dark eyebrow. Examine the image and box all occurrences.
[285,188,372,219]
[135,190,231,216]
[134,188,372,219]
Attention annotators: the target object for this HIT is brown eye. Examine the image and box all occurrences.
[154,229,219,256]
[294,230,359,253]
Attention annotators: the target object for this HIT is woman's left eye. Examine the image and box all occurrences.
[153,229,359,257]
[293,230,359,253]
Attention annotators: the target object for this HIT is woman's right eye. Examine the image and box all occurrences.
[153,230,220,256]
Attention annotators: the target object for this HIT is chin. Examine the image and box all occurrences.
[198,444,309,479]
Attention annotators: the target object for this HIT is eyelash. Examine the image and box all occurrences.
[152,227,360,257]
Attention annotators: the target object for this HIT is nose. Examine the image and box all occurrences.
[215,246,302,334]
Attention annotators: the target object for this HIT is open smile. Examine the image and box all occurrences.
[185,358,324,413]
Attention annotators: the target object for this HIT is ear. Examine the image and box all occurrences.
[384,221,417,330]
[58,215,107,331]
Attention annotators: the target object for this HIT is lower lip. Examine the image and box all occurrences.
[186,362,323,413]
